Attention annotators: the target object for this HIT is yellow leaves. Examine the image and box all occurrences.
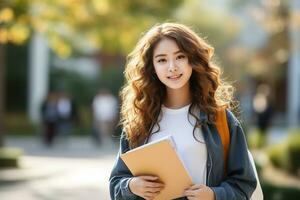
[0,29,8,43]
[9,24,30,44]
[0,24,30,44]
[57,0,85,8]
[119,28,139,53]
[49,35,72,58]
[1,0,182,54]
[41,6,59,20]
[72,4,93,23]
[86,31,102,48]
[0,7,30,44]
[32,18,48,33]
[0,7,14,23]
[92,0,110,15]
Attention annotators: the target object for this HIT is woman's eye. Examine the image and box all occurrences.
[158,58,166,63]
[177,55,186,59]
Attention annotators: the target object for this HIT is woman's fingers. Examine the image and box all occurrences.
[143,190,161,199]
[129,176,164,199]
[187,184,204,190]
[140,175,159,181]
[145,186,163,192]
[143,182,163,199]
[145,181,164,188]
[185,189,196,196]
[141,176,164,189]
[131,175,164,200]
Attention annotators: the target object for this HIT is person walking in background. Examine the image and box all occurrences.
[109,23,257,200]
[56,91,78,142]
[92,89,118,145]
[253,83,274,147]
[41,92,58,147]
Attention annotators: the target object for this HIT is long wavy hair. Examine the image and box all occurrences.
[120,22,235,148]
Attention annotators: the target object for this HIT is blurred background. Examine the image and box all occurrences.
[0,0,299,199]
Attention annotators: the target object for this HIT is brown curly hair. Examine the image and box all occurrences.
[120,22,234,148]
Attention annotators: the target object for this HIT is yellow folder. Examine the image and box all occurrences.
[120,136,193,200]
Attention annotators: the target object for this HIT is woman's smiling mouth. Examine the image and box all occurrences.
[167,74,183,80]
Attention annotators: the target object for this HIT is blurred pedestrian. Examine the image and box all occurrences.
[41,92,58,147]
[57,92,78,142]
[92,89,118,145]
[253,84,274,146]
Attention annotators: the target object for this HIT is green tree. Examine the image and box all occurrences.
[174,0,241,80]
[0,0,30,146]
[0,0,183,147]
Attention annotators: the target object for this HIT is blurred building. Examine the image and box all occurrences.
[28,33,100,124]
[226,0,300,127]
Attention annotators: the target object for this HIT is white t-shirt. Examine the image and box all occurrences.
[148,104,207,185]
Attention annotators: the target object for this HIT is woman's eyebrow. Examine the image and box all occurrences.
[154,50,182,58]
[154,54,166,58]
[173,50,182,54]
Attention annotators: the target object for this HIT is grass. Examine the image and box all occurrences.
[0,147,23,168]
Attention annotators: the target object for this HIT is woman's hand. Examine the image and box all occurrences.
[129,175,165,200]
[184,184,215,200]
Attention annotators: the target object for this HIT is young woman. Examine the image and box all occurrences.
[109,22,257,200]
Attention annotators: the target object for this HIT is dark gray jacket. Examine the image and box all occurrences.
[109,109,257,200]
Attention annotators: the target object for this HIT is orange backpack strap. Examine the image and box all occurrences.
[215,106,230,174]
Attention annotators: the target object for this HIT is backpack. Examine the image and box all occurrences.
[216,107,264,200]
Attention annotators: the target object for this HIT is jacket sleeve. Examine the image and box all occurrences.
[109,133,139,200]
[211,110,257,200]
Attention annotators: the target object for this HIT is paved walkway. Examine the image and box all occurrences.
[0,127,292,200]
[0,136,119,200]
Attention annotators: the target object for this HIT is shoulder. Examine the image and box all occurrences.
[225,108,241,127]
[224,108,247,140]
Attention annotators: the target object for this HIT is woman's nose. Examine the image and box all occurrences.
[168,61,178,72]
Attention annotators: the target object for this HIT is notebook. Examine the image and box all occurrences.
[120,135,193,200]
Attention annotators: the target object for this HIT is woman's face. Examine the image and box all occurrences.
[152,38,192,91]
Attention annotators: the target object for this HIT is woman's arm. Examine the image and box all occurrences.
[210,110,257,200]
[109,133,138,200]
[109,133,164,200]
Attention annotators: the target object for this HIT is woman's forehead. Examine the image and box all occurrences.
[153,38,182,56]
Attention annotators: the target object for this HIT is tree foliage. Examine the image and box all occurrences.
[0,0,182,57]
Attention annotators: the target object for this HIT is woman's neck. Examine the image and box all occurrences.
[164,87,191,109]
